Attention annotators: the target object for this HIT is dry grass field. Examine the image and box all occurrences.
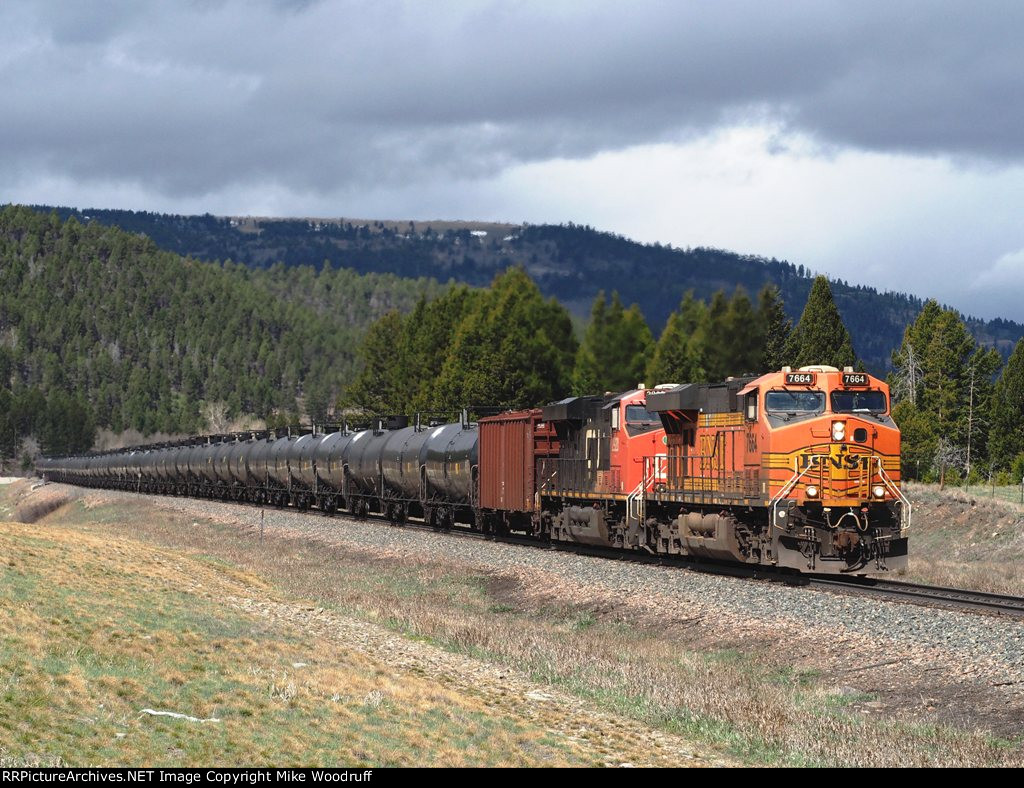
[899,481,1024,594]
[1,480,1022,767]
[0,484,726,768]
[0,521,624,766]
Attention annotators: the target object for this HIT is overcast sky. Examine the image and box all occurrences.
[3,1,1024,321]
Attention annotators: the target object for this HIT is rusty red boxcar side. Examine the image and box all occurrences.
[478,409,538,512]
[478,408,559,513]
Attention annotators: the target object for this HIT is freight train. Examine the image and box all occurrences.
[37,365,910,575]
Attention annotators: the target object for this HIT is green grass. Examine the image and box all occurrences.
[0,519,609,767]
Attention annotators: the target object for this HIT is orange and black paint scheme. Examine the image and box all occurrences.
[531,366,908,575]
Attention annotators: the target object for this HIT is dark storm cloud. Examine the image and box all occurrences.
[2,0,1023,199]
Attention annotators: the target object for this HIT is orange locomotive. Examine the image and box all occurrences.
[479,365,909,575]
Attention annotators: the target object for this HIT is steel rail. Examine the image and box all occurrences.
[806,575,1024,618]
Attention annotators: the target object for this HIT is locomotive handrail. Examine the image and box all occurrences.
[768,460,822,530]
[875,457,912,533]
[626,478,646,527]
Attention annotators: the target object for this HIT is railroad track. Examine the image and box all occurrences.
[319,508,1024,620]
[39,482,1024,621]
[451,524,1024,619]
[807,576,1024,619]
[245,497,1024,620]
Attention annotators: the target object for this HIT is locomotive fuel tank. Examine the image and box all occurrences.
[422,423,478,503]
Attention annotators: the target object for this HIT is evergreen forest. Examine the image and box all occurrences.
[2,203,1022,483]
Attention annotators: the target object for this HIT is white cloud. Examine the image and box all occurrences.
[971,249,1024,294]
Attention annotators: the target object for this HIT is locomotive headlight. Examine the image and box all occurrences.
[831,420,846,441]
[805,485,819,498]
[872,485,886,499]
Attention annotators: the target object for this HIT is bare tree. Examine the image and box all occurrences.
[201,402,231,433]
[933,437,967,490]
[892,341,923,405]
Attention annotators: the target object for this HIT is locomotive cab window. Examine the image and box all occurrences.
[765,390,824,415]
[625,405,660,424]
[745,392,758,421]
[831,390,887,414]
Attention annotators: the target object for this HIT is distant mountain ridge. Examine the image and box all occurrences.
[33,205,1024,372]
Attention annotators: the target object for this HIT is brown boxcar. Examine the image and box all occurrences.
[478,408,559,513]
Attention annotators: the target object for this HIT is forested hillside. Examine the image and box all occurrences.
[37,206,1024,372]
[0,206,441,460]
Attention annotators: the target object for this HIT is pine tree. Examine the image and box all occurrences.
[721,286,761,376]
[920,309,975,440]
[436,268,576,409]
[891,399,936,480]
[757,284,791,371]
[890,300,1001,479]
[402,286,480,411]
[701,290,732,381]
[572,291,653,393]
[990,338,1024,470]
[647,309,699,386]
[572,292,609,395]
[961,346,1001,481]
[614,300,655,389]
[343,311,410,415]
[785,276,857,369]
[678,291,709,382]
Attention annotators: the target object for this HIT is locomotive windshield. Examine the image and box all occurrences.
[831,390,887,414]
[625,405,660,423]
[765,391,825,415]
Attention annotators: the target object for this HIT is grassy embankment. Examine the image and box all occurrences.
[900,481,1024,594]
[0,485,663,767]
[1,481,1021,767]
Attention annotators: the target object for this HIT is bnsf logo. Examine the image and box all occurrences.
[799,453,871,470]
